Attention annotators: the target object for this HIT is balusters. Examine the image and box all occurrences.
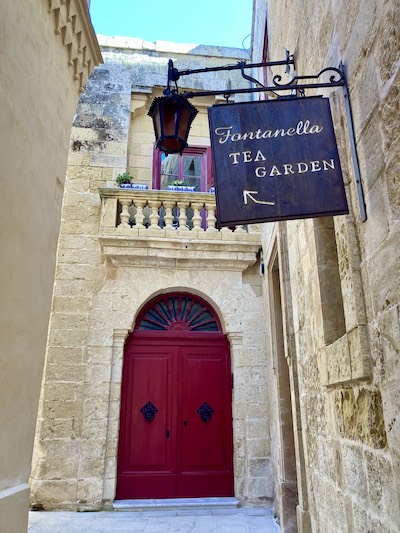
[133,199,146,228]
[205,203,217,232]
[148,200,161,229]
[163,200,175,229]
[191,203,203,231]
[118,199,132,228]
[108,192,251,237]
[177,201,189,231]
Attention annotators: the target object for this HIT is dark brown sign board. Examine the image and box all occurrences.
[208,96,349,227]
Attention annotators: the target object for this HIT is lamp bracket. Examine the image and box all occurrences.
[164,53,296,96]
[159,54,366,221]
[163,53,348,99]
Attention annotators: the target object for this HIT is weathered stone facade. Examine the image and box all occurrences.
[253,0,400,531]
[31,1,400,531]
[30,38,278,510]
[0,1,101,531]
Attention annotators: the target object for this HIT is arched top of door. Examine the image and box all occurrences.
[134,292,222,333]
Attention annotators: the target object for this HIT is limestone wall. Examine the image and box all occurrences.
[253,0,400,530]
[31,40,275,509]
[0,1,100,531]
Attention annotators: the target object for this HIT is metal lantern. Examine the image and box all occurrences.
[148,94,198,155]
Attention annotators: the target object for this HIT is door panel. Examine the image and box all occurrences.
[127,356,171,468]
[116,344,177,498]
[177,344,233,496]
[117,333,233,499]
[181,353,225,468]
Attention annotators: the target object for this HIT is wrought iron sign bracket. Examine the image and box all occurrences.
[159,54,366,222]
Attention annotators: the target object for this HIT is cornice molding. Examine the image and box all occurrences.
[47,0,103,92]
[99,234,261,271]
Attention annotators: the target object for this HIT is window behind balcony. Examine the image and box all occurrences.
[152,147,213,192]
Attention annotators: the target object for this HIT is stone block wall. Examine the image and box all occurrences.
[30,39,275,510]
[0,1,100,531]
[253,0,400,530]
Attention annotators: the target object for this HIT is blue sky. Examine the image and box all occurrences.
[89,0,253,50]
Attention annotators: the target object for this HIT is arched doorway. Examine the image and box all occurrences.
[116,292,234,499]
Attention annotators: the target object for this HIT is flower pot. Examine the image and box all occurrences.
[119,183,149,189]
[167,185,196,192]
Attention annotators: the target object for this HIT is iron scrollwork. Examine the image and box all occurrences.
[197,402,214,422]
[272,67,345,89]
[140,401,158,422]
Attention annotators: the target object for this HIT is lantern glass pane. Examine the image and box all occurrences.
[178,106,192,140]
[151,106,161,140]
[162,102,177,136]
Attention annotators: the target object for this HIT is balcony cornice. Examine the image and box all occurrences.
[99,233,261,271]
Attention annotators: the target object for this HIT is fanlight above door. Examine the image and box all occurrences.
[135,293,222,332]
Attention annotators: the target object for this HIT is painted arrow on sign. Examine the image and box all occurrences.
[243,190,275,206]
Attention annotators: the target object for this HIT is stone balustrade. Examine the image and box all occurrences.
[98,188,261,270]
[99,188,257,237]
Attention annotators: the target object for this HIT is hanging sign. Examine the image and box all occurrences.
[208,97,349,227]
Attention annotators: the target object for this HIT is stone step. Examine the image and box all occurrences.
[113,497,241,512]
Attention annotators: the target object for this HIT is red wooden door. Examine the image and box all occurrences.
[178,340,234,496]
[116,339,177,498]
[116,332,233,499]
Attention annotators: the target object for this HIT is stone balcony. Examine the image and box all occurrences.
[98,188,261,271]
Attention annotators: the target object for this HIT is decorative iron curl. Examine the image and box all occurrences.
[272,67,344,88]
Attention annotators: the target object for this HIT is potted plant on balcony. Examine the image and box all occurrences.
[115,172,148,190]
[115,172,133,188]
[168,179,196,192]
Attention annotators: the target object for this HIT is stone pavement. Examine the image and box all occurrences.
[28,507,280,533]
